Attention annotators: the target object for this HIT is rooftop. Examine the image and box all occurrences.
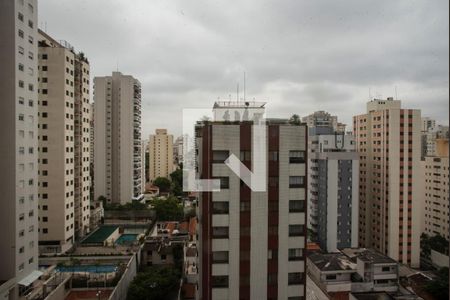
[213,101,266,109]
[341,248,397,264]
[308,252,356,272]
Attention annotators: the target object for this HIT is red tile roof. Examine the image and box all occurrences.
[189,217,197,237]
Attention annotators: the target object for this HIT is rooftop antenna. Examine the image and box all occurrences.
[116,61,119,72]
[395,86,398,100]
[244,72,246,101]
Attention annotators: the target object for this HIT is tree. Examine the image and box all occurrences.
[425,267,449,300]
[153,177,171,193]
[170,168,183,196]
[127,267,180,300]
[152,197,183,221]
[184,208,196,220]
[289,114,301,125]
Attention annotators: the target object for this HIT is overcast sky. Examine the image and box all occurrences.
[39,0,449,138]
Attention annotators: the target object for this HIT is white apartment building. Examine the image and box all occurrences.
[149,129,174,182]
[302,111,345,133]
[37,31,91,254]
[422,139,449,240]
[94,72,143,204]
[0,0,40,298]
[354,98,422,267]
[308,132,359,252]
[197,102,307,300]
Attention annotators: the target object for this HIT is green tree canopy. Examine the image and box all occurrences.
[289,114,301,125]
[425,267,449,300]
[170,168,183,196]
[127,267,180,300]
[153,177,171,193]
[152,196,183,221]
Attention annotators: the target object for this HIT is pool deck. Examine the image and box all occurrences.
[81,226,118,245]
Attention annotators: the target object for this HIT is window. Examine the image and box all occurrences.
[288,272,303,285]
[289,225,304,237]
[18,29,24,38]
[19,80,24,88]
[289,200,305,213]
[382,266,391,272]
[18,63,24,71]
[18,12,24,21]
[212,226,229,238]
[289,151,305,163]
[42,54,48,60]
[326,274,337,280]
[212,202,229,214]
[289,176,305,188]
[211,276,228,288]
[240,201,250,212]
[240,151,251,161]
[212,251,229,263]
[288,248,303,261]
[18,46,24,54]
[42,66,48,71]
[42,228,48,234]
[214,177,229,189]
[212,150,229,163]
[28,51,33,60]
[28,20,33,28]
[269,151,278,161]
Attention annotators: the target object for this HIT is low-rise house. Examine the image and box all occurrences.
[142,239,175,267]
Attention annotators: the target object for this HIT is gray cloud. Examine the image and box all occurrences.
[39,0,449,137]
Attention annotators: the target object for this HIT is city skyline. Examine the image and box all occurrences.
[39,0,449,137]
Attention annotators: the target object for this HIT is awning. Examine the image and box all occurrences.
[17,270,43,286]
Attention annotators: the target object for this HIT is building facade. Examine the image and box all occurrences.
[149,129,174,182]
[353,98,421,267]
[197,102,307,300]
[37,31,91,253]
[93,72,143,204]
[0,0,40,297]
[308,132,359,252]
[302,111,345,133]
[422,139,449,240]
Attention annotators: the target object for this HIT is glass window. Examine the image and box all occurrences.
[212,251,229,263]
[212,202,229,214]
[289,200,305,213]
[289,225,304,237]
[288,272,303,285]
[289,151,305,163]
[212,150,229,163]
[289,176,305,188]
[212,226,229,238]
[211,276,228,288]
[288,248,303,261]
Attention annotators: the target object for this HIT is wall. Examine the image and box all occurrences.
[430,249,449,269]
[108,250,140,300]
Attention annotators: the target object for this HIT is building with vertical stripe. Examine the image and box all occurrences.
[197,102,307,300]
[353,98,421,267]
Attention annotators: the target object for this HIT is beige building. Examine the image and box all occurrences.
[94,72,143,204]
[37,31,91,253]
[422,139,449,240]
[0,0,41,298]
[149,129,174,181]
[353,98,421,267]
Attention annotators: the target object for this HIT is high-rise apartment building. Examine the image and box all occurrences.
[353,98,421,267]
[36,31,91,254]
[308,130,359,252]
[94,72,143,204]
[174,135,184,167]
[302,111,345,133]
[0,0,40,297]
[422,139,449,240]
[149,129,174,181]
[420,117,449,158]
[197,102,307,300]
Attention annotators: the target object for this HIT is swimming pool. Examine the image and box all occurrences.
[56,265,117,273]
[115,234,138,245]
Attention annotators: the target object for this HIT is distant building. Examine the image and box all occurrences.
[308,130,359,252]
[174,135,184,166]
[302,111,345,133]
[149,129,174,181]
[421,138,449,239]
[197,101,307,300]
[0,0,41,297]
[420,117,449,158]
[93,72,143,204]
[37,30,92,253]
[354,98,421,267]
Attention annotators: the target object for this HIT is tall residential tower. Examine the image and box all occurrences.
[94,72,143,204]
[0,0,40,297]
[197,102,307,300]
[149,129,174,182]
[37,30,91,253]
[353,98,421,267]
